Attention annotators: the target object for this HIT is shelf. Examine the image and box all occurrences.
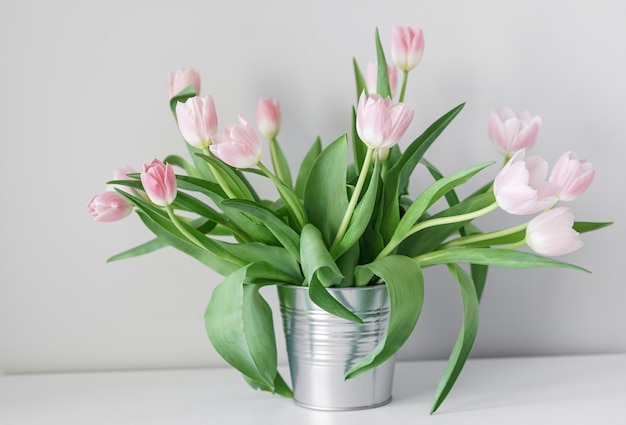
[1,354,624,424]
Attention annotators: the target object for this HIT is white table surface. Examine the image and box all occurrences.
[1,354,624,424]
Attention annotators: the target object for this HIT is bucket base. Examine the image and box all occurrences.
[293,396,392,411]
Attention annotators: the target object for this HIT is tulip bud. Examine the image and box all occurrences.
[175,95,218,149]
[488,108,541,157]
[365,61,398,97]
[140,159,177,206]
[86,191,133,222]
[210,116,262,169]
[356,92,414,150]
[168,69,201,98]
[255,98,281,140]
[493,149,560,215]
[526,207,583,256]
[549,151,595,201]
[391,26,425,71]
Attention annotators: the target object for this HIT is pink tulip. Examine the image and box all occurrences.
[356,92,414,150]
[391,26,425,71]
[365,61,398,96]
[140,159,177,206]
[167,69,201,98]
[175,95,218,149]
[210,116,262,169]
[255,98,281,139]
[494,149,560,215]
[488,108,541,156]
[86,191,133,222]
[526,207,583,256]
[549,151,595,202]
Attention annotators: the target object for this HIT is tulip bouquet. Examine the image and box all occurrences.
[87,27,611,413]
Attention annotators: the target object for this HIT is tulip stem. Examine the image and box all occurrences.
[166,205,206,250]
[438,221,529,250]
[376,201,500,260]
[398,70,409,103]
[331,147,374,252]
[258,161,307,230]
[269,137,292,187]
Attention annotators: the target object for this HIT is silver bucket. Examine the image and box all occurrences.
[277,284,395,411]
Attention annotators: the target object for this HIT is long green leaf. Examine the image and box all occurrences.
[308,277,363,324]
[398,193,496,257]
[300,224,363,323]
[205,267,278,390]
[220,199,301,260]
[300,223,343,287]
[346,256,425,379]
[119,191,244,275]
[374,27,391,99]
[430,264,480,413]
[196,153,257,201]
[380,103,465,241]
[388,162,493,248]
[414,248,590,273]
[573,221,613,233]
[295,137,322,199]
[304,134,349,246]
[352,57,367,100]
[164,154,200,178]
[107,238,168,262]
[350,107,368,172]
[169,85,198,116]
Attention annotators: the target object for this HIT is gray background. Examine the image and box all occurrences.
[1,0,623,374]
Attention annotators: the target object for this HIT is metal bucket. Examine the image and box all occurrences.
[277,284,395,411]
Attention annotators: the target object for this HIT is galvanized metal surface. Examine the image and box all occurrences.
[278,284,396,411]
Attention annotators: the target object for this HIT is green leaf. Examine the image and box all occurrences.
[205,267,279,391]
[430,264,480,414]
[420,157,461,207]
[471,264,489,302]
[172,192,231,229]
[220,199,301,260]
[219,201,280,246]
[175,175,227,201]
[107,238,168,262]
[295,137,322,199]
[269,137,293,188]
[351,107,368,172]
[196,153,257,201]
[574,221,614,233]
[300,224,343,287]
[374,28,391,99]
[300,224,363,323]
[169,85,198,116]
[303,134,349,246]
[352,57,368,100]
[119,191,244,275]
[346,256,424,378]
[164,154,200,178]
[398,193,496,256]
[243,372,293,398]
[414,247,590,273]
[388,162,494,248]
[380,103,465,241]
[257,163,307,231]
[308,277,363,324]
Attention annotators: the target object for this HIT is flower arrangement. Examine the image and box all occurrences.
[87,26,611,413]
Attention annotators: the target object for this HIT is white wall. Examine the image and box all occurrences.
[1,0,624,374]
